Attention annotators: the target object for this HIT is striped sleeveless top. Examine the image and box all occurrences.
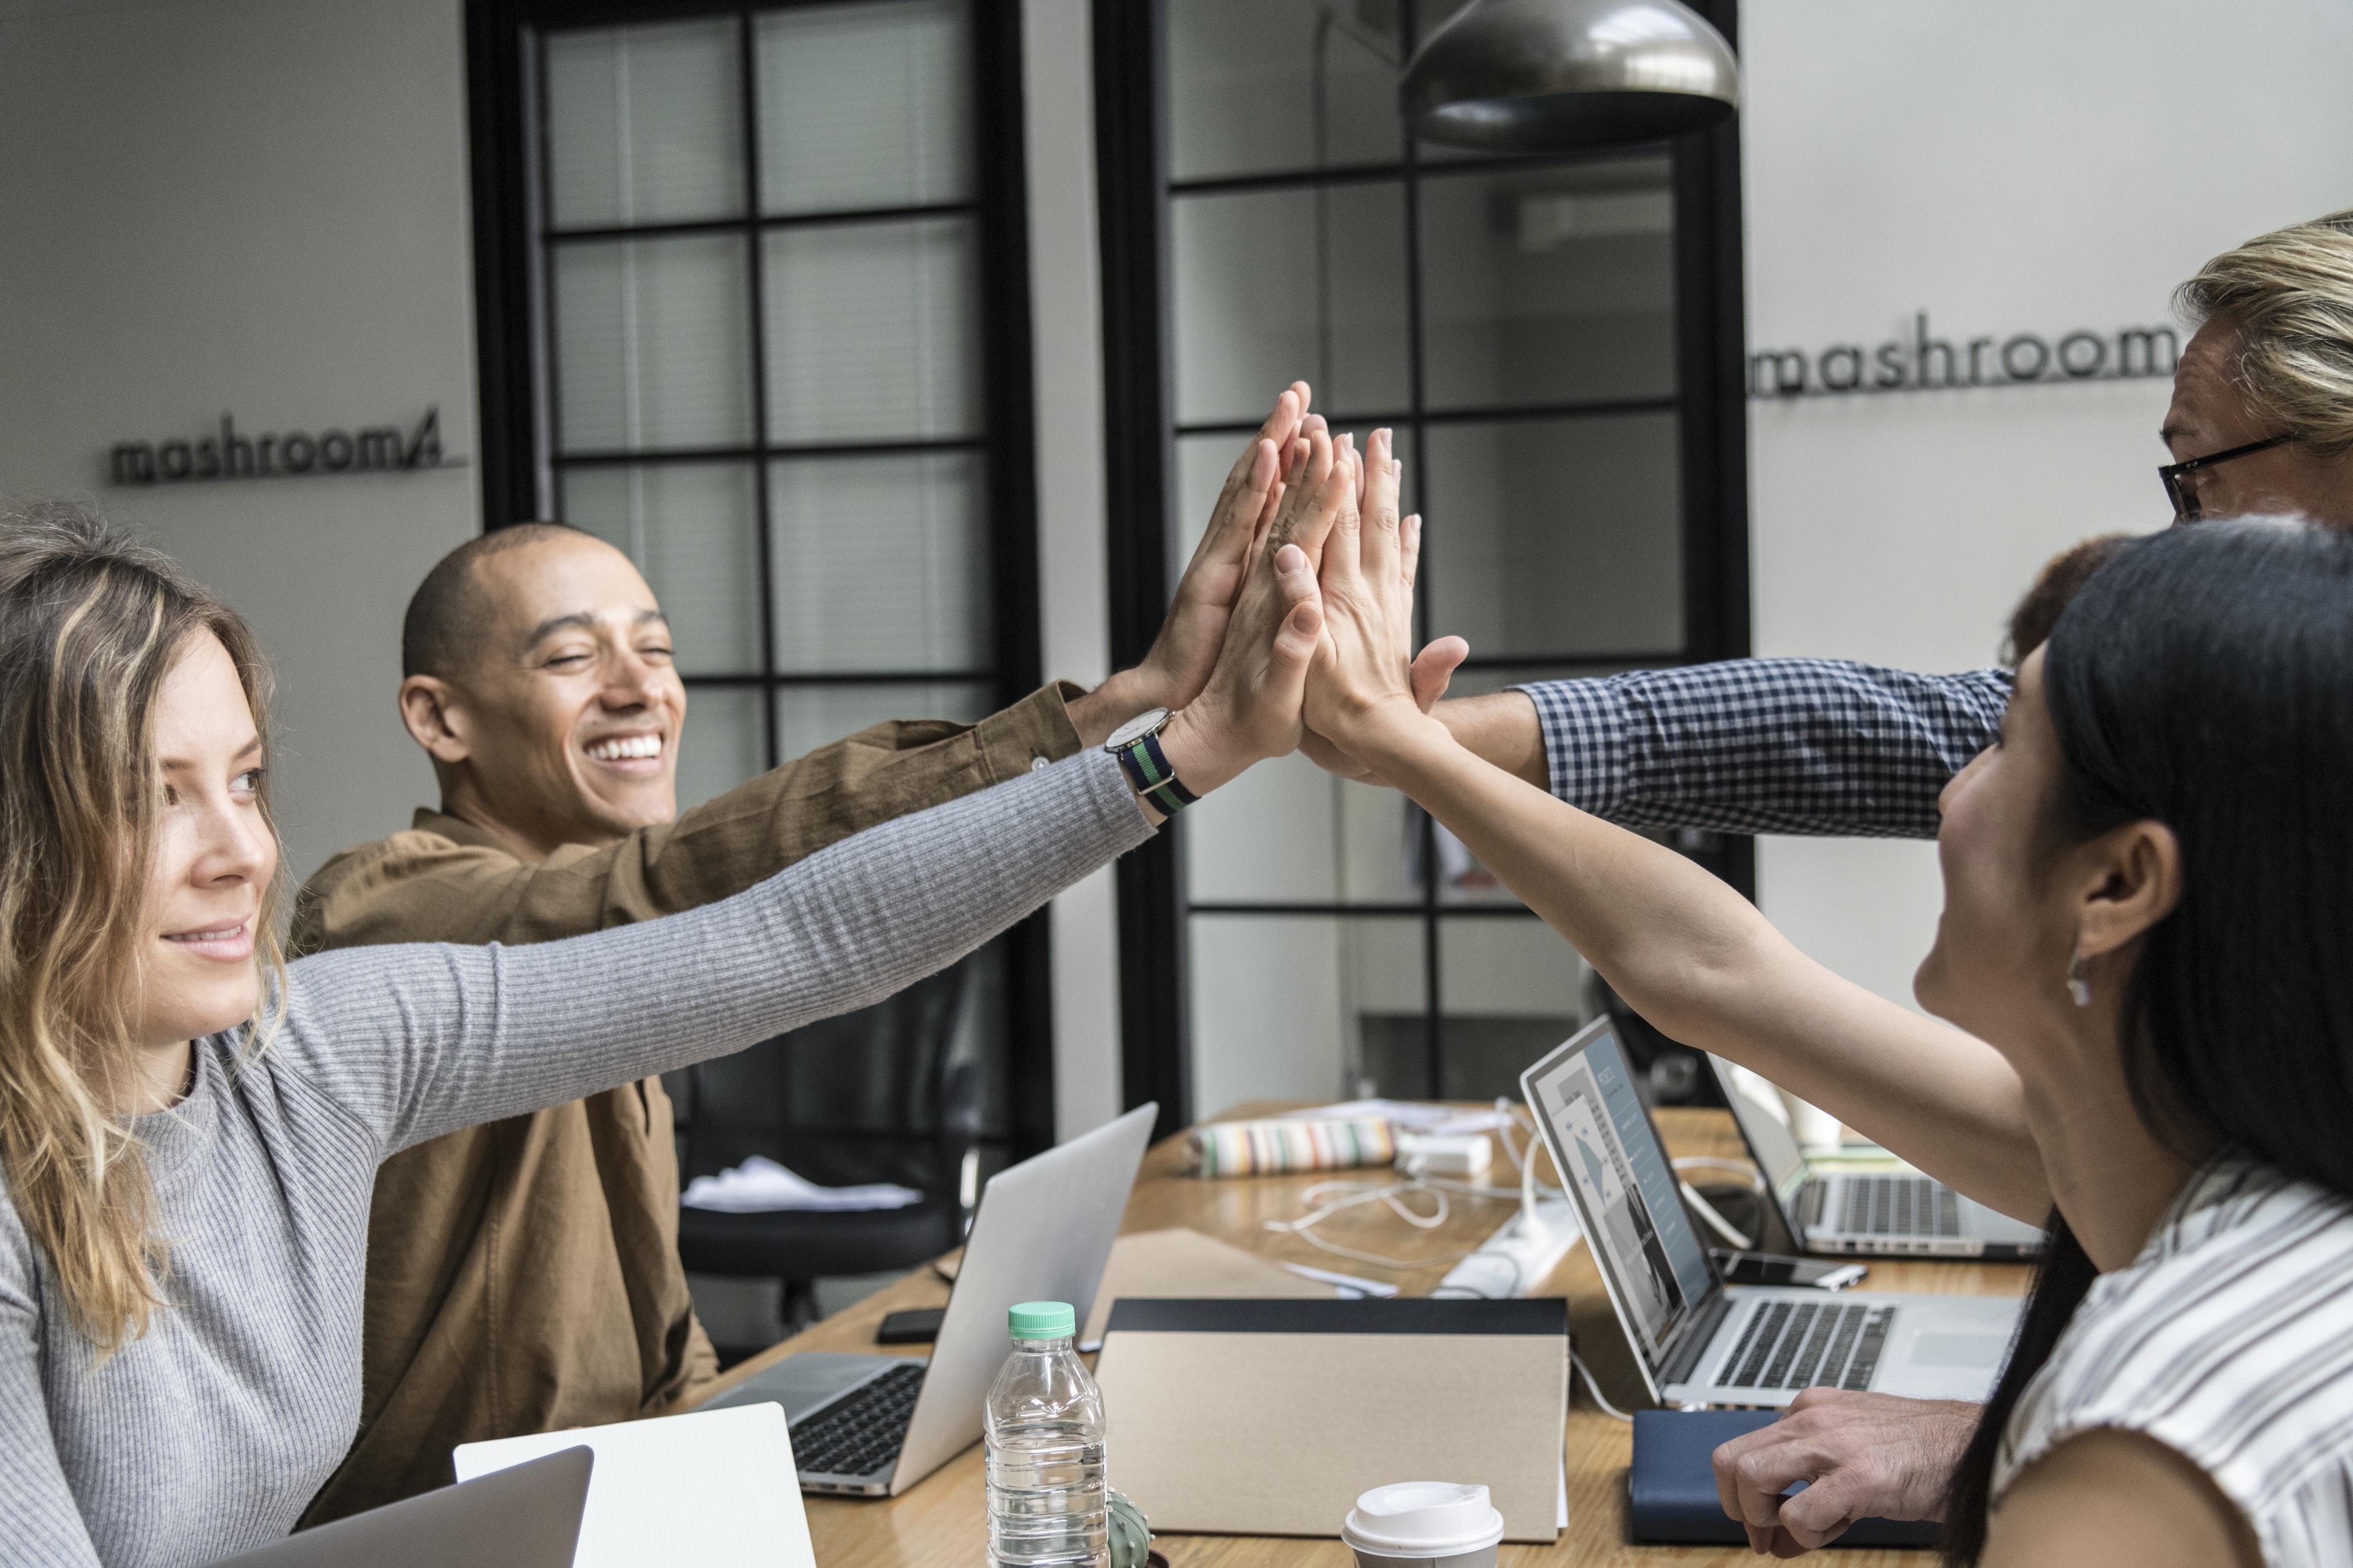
[1994,1157,2353,1566]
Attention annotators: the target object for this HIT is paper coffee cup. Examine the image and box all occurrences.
[1341,1482,1506,1568]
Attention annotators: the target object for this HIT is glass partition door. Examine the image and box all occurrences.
[471,0,1049,1157]
[1098,0,1751,1128]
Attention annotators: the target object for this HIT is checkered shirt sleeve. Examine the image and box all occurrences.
[1511,658,2014,839]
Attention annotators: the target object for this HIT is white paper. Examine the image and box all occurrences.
[1276,1099,1505,1137]
[681,1154,922,1213]
[454,1402,814,1568]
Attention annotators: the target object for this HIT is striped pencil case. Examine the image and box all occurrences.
[1188,1117,1395,1176]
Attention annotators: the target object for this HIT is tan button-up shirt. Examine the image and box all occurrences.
[292,683,1084,1525]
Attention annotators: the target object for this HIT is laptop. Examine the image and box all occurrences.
[1707,1053,2045,1260]
[207,1447,591,1567]
[703,1102,1158,1495]
[1521,1020,2021,1409]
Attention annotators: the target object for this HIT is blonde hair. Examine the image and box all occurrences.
[2177,209,2353,456]
[0,502,288,1355]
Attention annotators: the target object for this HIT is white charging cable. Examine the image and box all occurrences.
[1264,1101,1558,1271]
[1570,1349,1634,1423]
[1671,1155,1767,1249]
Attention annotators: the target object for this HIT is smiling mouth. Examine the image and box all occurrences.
[585,734,664,763]
[162,922,254,961]
[165,922,245,943]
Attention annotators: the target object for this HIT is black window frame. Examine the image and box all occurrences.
[1094,0,1753,1137]
[465,0,1057,1160]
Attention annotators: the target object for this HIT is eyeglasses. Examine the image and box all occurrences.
[2159,433,2293,521]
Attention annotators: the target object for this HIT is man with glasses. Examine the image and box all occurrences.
[1320,211,2353,850]
[1307,210,2353,1553]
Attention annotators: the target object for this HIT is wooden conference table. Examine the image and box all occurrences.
[692,1103,2031,1568]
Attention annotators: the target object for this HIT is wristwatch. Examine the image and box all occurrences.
[1104,707,1199,815]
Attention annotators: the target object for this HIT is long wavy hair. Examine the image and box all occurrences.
[1940,518,2353,1561]
[0,502,289,1356]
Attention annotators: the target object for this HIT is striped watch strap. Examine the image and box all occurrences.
[1114,729,1199,814]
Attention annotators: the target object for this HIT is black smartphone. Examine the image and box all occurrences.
[1711,1249,1869,1290]
[875,1307,946,1345]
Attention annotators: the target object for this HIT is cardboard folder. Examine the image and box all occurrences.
[1092,1297,1567,1543]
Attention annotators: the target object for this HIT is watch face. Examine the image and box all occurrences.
[1103,706,1172,750]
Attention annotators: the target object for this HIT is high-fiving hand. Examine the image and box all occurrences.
[1298,428,1459,763]
[1116,415,1468,821]
[1148,423,1355,810]
[1068,382,1318,745]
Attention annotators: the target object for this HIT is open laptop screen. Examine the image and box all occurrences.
[1707,1053,1810,1213]
[1522,1020,1715,1371]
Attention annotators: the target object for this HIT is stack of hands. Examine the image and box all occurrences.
[1109,385,1975,1558]
[1099,382,1472,811]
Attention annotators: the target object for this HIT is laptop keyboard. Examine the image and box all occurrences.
[792,1360,925,1477]
[1713,1300,1897,1393]
[1838,1175,1963,1237]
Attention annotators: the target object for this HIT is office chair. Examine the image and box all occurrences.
[677,960,983,1349]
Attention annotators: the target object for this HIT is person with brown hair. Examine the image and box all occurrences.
[0,441,1345,1566]
[2001,535,2132,669]
[291,388,1322,1525]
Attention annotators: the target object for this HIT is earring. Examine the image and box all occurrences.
[2067,953,2093,1007]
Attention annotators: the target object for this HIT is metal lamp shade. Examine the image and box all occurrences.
[1401,0,1739,151]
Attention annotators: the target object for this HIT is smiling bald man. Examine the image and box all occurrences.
[286,390,1318,1526]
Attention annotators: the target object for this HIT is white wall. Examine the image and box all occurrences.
[1742,0,2353,1009]
[0,0,479,883]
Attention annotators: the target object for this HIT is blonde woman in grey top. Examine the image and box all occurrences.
[0,434,1362,1566]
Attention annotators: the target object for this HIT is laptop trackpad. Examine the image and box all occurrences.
[1908,1331,2007,1369]
[1877,1327,2007,1401]
[702,1350,915,1424]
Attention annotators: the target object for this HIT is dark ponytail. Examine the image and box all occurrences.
[1935,518,2353,1563]
[1937,1216,2098,1563]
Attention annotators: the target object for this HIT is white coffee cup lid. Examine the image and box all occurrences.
[1341,1482,1506,1556]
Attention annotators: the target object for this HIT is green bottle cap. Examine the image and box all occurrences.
[1007,1301,1076,1340]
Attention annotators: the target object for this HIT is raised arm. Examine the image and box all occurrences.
[292,683,1090,952]
[1511,660,2011,838]
[285,750,1156,1153]
[1301,431,2047,1222]
[1311,656,2011,840]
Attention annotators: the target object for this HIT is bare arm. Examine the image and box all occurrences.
[1982,1430,2261,1568]
[1434,690,1548,788]
[1301,432,2048,1222]
[1357,719,2044,1218]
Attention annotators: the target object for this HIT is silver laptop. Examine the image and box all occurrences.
[208,1446,591,1567]
[1707,1053,2045,1260]
[1522,1020,2020,1409]
[704,1102,1156,1496]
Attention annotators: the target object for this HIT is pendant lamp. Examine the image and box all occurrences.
[1400,0,1739,151]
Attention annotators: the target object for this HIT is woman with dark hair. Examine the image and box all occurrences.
[1298,434,2351,1568]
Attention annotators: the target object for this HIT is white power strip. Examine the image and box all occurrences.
[1432,1196,1582,1298]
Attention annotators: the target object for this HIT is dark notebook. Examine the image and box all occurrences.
[1629,1410,1940,1549]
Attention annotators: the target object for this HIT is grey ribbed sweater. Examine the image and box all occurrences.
[0,752,1151,1567]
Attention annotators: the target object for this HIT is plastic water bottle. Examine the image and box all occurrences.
[985,1300,1108,1568]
